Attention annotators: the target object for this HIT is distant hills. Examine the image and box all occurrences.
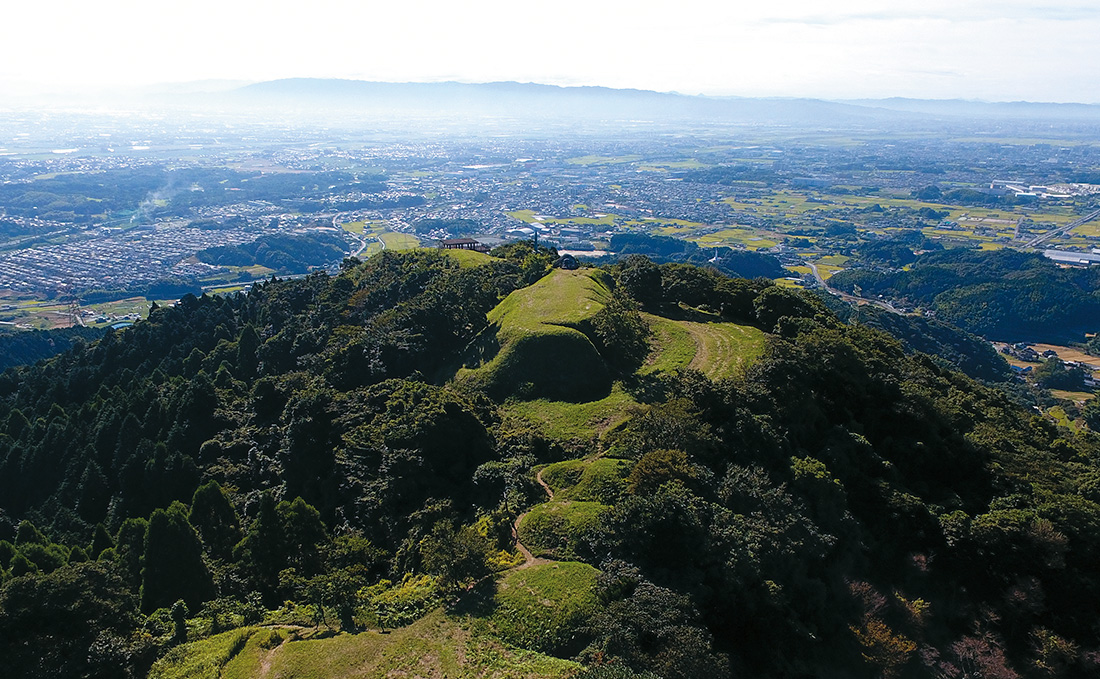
[226,78,888,126]
[208,78,1100,129]
[12,77,1100,131]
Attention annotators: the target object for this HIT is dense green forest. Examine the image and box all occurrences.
[195,232,350,273]
[830,248,1100,342]
[2,246,1100,678]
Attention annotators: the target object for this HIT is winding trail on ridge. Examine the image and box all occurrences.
[511,468,555,569]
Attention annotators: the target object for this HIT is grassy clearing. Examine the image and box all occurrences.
[641,308,765,380]
[223,628,288,679]
[488,562,601,655]
[679,319,766,379]
[379,232,420,250]
[222,611,578,679]
[640,314,697,375]
[540,458,630,503]
[359,240,384,258]
[506,209,540,223]
[1050,390,1094,404]
[693,227,779,249]
[488,269,612,331]
[1048,406,1084,434]
[503,386,637,441]
[490,301,765,435]
[148,627,256,679]
[507,208,623,228]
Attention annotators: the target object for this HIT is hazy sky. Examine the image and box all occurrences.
[4,0,1100,102]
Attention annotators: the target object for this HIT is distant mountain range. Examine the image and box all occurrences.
[224,78,885,126]
[210,78,1100,128]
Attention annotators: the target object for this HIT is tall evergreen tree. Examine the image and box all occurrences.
[189,481,241,562]
[140,501,214,612]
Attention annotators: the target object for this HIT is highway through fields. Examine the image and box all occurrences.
[1023,207,1100,248]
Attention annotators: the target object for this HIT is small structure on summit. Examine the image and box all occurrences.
[438,237,491,253]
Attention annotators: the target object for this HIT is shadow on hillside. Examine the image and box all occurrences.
[459,325,502,369]
[660,302,749,325]
[621,372,671,404]
[448,576,498,617]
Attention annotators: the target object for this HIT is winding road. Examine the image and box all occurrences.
[809,261,901,314]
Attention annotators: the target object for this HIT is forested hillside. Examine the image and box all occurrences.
[0,326,106,372]
[830,248,1100,342]
[1,246,1099,679]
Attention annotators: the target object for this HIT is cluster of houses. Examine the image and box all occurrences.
[999,342,1100,386]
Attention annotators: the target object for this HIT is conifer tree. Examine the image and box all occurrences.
[140,501,214,612]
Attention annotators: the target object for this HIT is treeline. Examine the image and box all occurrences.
[610,233,786,279]
[2,249,1100,678]
[412,218,481,236]
[913,184,1039,207]
[830,248,1100,341]
[195,232,349,273]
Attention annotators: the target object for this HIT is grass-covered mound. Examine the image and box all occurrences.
[517,501,607,560]
[503,385,638,442]
[541,458,630,503]
[153,612,579,679]
[487,562,601,656]
[456,269,615,401]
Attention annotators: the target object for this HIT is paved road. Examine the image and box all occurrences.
[1023,207,1100,248]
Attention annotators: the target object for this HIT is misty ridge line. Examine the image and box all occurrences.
[9,79,1100,127]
